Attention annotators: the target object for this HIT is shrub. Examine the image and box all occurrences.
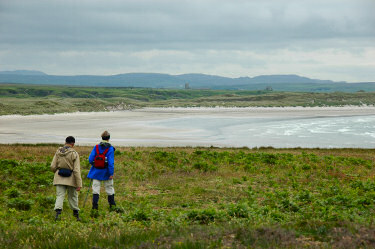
[152,151,168,162]
[193,161,217,172]
[227,203,250,218]
[187,208,218,224]
[5,187,21,198]
[260,153,278,165]
[301,164,311,170]
[123,209,151,222]
[232,178,242,184]
[7,198,34,211]
[0,159,19,170]
[36,195,55,208]
[33,175,52,186]
[296,190,312,203]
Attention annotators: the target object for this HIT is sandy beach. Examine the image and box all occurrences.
[140,106,375,117]
[1,107,375,147]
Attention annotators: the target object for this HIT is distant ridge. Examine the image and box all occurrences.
[0,70,47,76]
[0,70,374,92]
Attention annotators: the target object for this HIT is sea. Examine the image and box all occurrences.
[1,109,374,148]
[145,114,375,148]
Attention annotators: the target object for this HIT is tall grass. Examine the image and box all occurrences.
[0,145,375,248]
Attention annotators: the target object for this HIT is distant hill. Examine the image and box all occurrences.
[0,70,374,92]
[247,74,338,84]
[0,70,47,76]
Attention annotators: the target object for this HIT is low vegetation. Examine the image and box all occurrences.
[1,84,375,115]
[1,145,375,248]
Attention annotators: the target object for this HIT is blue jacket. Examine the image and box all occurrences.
[87,142,115,181]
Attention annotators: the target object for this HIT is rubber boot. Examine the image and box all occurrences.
[108,194,116,210]
[108,195,123,213]
[91,194,100,218]
[92,194,99,210]
[73,210,81,221]
[55,209,62,221]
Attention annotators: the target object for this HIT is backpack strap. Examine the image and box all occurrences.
[102,147,110,156]
[96,144,110,155]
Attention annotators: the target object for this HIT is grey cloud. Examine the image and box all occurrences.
[0,0,374,81]
[1,0,374,50]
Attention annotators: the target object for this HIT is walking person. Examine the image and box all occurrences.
[87,131,117,215]
[50,136,82,221]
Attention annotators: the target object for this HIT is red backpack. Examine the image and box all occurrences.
[94,145,110,169]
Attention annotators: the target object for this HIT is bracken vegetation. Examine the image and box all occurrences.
[0,144,375,248]
[1,84,375,115]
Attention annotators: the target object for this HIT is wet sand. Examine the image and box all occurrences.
[1,107,374,147]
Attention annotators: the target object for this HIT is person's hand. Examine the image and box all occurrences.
[76,187,81,191]
[109,175,113,179]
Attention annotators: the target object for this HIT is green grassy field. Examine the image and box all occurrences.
[1,145,375,248]
[1,84,375,115]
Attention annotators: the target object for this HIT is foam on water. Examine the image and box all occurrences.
[148,114,375,148]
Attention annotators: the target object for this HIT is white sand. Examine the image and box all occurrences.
[1,107,374,147]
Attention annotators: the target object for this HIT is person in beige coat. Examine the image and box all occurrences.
[50,136,82,221]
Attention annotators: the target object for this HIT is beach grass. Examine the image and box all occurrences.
[1,144,375,248]
[1,84,375,115]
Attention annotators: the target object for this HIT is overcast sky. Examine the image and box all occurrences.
[0,0,374,81]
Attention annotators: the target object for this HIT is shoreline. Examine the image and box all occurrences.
[1,105,375,119]
[1,144,375,151]
[1,107,374,148]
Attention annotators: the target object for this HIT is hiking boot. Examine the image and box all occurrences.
[108,194,116,209]
[92,194,99,210]
[108,195,124,213]
[73,210,81,221]
[55,209,62,221]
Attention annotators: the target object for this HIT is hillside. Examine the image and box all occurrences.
[1,70,374,92]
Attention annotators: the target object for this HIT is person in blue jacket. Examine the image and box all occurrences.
[87,130,116,212]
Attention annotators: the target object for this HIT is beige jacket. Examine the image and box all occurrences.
[50,146,82,188]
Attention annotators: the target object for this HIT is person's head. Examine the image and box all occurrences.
[65,136,75,146]
[101,131,110,141]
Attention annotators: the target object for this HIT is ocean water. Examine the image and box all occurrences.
[1,110,374,148]
[148,115,375,148]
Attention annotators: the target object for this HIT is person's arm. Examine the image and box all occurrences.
[73,152,82,190]
[107,147,115,178]
[50,152,58,172]
[88,146,96,165]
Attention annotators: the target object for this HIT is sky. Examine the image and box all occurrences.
[0,0,374,82]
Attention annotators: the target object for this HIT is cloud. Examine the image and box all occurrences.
[0,0,374,81]
[1,0,374,48]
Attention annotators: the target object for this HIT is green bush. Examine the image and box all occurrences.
[35,195,55,208]
[187,208,219,224]
[7,198,34,211]
[4,187,21,198]
[227,203,250,218]
[133,209,150,221]
[122,209,151,222]
[0,159,19,170]
[192,161,217,172]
